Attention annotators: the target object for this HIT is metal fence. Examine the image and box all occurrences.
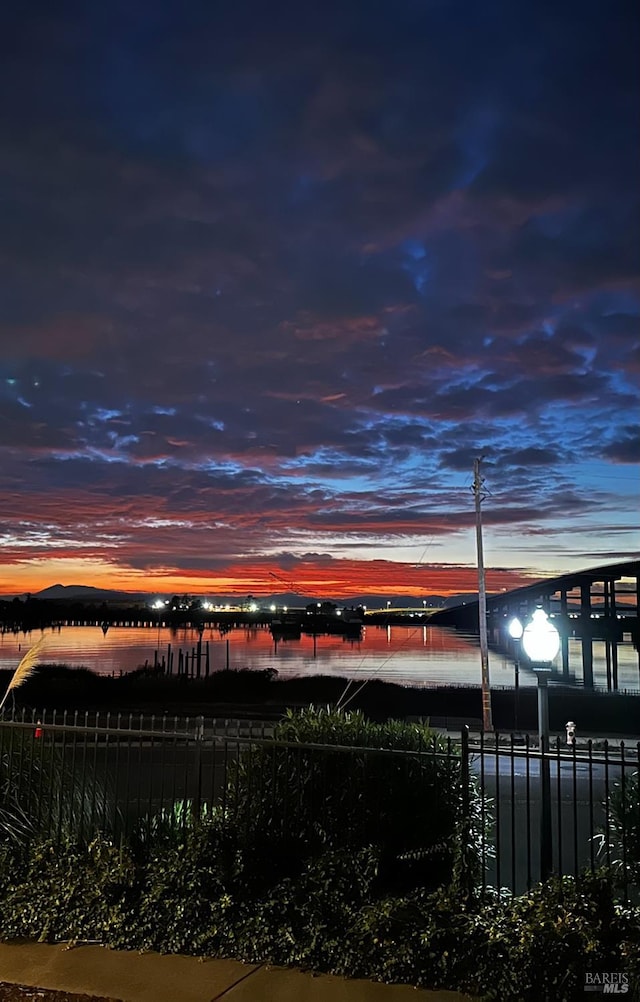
[0,709,637,900]
[0,710,277,843]
[468,731,639,900]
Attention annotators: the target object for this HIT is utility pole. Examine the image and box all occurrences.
[473,457,493,732]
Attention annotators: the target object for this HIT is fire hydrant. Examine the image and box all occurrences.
[565,720,576,746]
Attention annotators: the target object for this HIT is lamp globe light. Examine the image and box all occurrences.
[508,616,524,640]
[522,608,560,663]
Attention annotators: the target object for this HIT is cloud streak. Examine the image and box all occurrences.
[0,0,638,596]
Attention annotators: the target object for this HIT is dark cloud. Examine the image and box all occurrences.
[504,448,560,467]
[601,432,640,464]
[0,0,638,594]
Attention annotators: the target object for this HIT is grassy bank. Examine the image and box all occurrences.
[2,664,639,735]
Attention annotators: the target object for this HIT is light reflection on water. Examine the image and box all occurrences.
[0,624,638,692]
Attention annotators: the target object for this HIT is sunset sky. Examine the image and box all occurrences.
[1,0,639,600]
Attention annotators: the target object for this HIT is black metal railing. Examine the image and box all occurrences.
[0,709,637,901]
[470,731,640,901]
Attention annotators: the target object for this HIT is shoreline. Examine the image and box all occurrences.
[2,664,639,737]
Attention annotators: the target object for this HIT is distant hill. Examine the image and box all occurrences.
[30,584,148,604]
[443,593,479,608]
[5,585,469,610]
[262,592,308,607]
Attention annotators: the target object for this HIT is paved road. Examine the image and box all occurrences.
[469,752,632,892]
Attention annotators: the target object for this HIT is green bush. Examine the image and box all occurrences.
[0,829,637,1001]
[0,835,138,946]
[294,871,639,1001]
[594,770,640,891]
[222,845,381,968]
[224,707,480,893]
[133,811,248,955]
[470,872,639,1001]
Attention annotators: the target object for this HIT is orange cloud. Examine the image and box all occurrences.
[0,554,535,600]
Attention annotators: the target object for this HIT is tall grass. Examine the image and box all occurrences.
[0,640,117,843]
[0,637,45,713]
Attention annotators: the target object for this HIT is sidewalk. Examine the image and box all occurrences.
[0,942,476,1002]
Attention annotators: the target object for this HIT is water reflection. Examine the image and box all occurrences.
[0,624,638,691]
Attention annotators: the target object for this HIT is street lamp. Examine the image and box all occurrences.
[522,608,560,665]
[522,609,560,750]
[520,608,560,882]
[507,616,523,640]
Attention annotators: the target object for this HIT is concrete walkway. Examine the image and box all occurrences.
[0,942,476,1002]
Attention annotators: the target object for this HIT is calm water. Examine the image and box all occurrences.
[1,624,638,692]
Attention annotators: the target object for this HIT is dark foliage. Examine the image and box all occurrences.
[223,708,479,894]
[0,830,637,1002]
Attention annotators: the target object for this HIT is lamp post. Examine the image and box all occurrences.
[520,608,560,882]
[507,617,523,734]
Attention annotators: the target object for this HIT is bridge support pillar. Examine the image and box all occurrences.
[580,581,591,618]
[582,638,594,688]
[579,582,594,688]
[559,591,570,678]
[561,634,570,678]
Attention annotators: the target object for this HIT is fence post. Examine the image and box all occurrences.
[194,715,204,822]
[540,734,552,882]
[457,725,473,902]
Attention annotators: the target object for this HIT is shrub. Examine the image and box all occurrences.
[471,872,640,1001]
[224,707,480,893]
[133,811,248,955]
[594,769,640,891]
[225,846,381,968]
[0,830,637,1001]
[0,835,138,946]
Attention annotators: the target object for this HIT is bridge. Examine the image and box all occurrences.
[430,559,640,689]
